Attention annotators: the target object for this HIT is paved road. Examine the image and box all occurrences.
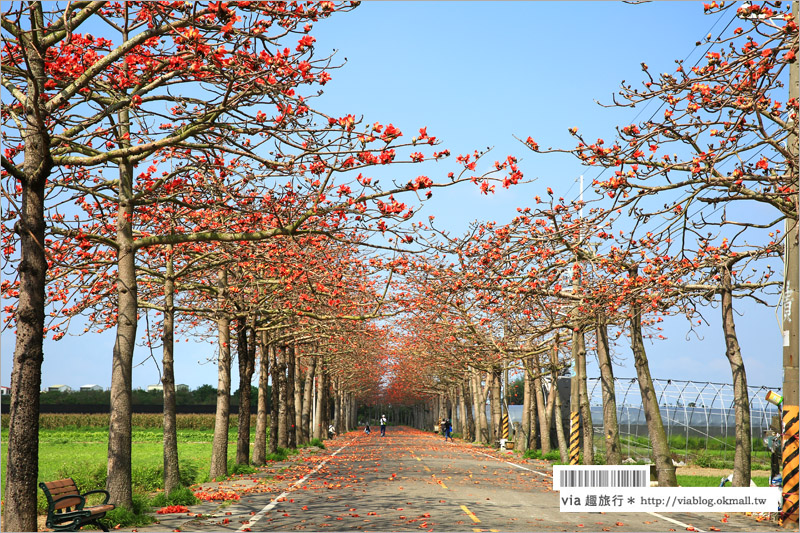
[141,427,786,532]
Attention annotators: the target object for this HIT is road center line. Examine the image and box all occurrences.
[236,438,354,532]
[461,504,481,523]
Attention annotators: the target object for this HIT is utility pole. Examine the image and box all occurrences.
[780,1,799,527]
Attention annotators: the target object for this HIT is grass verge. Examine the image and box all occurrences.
[0,426,286,527]
[677,474,771,487]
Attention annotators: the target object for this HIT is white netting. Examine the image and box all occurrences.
[587,377,781,461]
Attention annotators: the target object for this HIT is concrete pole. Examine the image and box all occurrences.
[780,3,799,525]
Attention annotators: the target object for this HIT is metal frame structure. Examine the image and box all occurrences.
[587,377,782,462]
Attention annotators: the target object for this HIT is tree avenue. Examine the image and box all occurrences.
[2,1,797,530]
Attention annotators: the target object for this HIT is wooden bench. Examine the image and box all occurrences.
[39,478,115,532]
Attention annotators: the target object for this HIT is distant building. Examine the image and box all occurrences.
[48,384,72,393]
[0,386,10,395]
[176,384,190,392]
[147,384,163,392]
[80,384,103,392]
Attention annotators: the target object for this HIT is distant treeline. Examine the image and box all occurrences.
[0,385,266,408]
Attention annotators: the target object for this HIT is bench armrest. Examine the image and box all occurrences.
[81,489,112,506]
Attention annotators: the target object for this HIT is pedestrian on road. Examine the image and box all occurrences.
[364,421,371,435]
[443,418,453,442]
[380,414,387,437]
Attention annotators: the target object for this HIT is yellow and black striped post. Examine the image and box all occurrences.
[569,411,580,465]
[501,412,509,441]
[781,404,799,526]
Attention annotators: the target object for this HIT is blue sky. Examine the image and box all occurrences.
[0,2,785,393]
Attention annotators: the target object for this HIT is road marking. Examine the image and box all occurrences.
[647,511,705,532]
[424,465,431,472]
[474,450,551,477]
[461,504,481,523]
[237,438,354,532]
[473,451,704,531]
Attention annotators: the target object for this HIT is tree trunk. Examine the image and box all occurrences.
[323,371,333,436]
[346,392,353,430]
[295,349,306,445]
[314,363,325,440]
[532,353,551,454]
[287,344,297,448]
[491,366,503,442]
[253,332,269,465]
[210,270,231,480]
[333,379,342,434]
[471,369,488,443]
[554,381,570,462]
[575,329,594,464]
[277,345,289,448]
[629,267,677,487]
[162,248,180,494]
[463,381,475,441]
[4,6,51,527]
[522,358,532,450]
[721,268,752,487]
[469,371,480,442]
[551,342,569,462]
[479,371,491,442]
[529,370,539,451]
[236,318,255,465]
[339,388,346,432]
[596,317,622,465]
[301,357,317,444]
[269,343,279,454]
[107,149,136,510]
[457,383,468,438]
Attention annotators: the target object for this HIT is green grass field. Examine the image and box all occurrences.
[677,475,771,487]
[1,425,262,514]
[601,434,773,471]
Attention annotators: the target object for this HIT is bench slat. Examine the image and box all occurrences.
[42,479,82,509]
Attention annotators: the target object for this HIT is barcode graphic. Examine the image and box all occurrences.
[558,469,648,488]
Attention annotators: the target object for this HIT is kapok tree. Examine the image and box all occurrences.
[2,1,357,523]
[669,230,783,486]
[524,0,797,487]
